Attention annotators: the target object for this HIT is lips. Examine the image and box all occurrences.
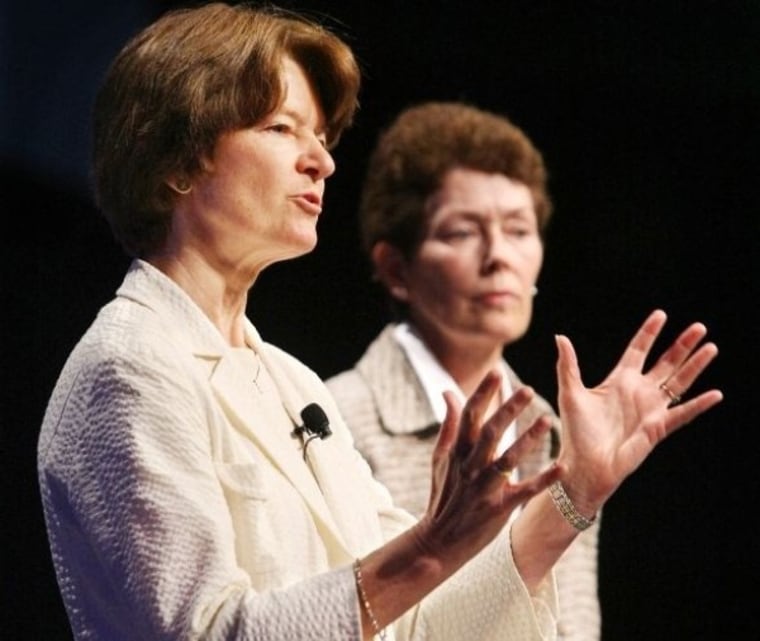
[291,192,322,215]
[477,291,519,306]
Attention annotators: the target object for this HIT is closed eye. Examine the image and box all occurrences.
[442,229,477,240]
[267,123,291,134]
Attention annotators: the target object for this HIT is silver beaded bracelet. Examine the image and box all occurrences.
[549,480,597,531]
[353,558,387,641]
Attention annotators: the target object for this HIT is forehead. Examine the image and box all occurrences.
[278,58,324,118]
[432,167,534,212]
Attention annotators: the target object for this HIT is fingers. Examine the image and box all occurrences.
[662,389,724,436]
[429,391,463,512]
[502,461,563,508]
[573,309,718,412]
[555,333,581,395]
[659,341,718,402]
[428,378,547,520]
[649,322,712,389]
[436,390,462,455]
[430,375,506,485]
[454,371,502,454]
[639,312,718,410]
[489,416,560,509]
[657,329,722,430]
[468,385,536,470]
[492,414,553,477]
[440,371,539,478]
[617,309,668,371]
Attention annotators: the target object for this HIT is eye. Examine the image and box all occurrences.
[267,123,291,134]
[438,227,478,242]
[502,215,538,239]
[507,223,539,239]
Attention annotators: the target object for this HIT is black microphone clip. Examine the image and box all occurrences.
[292,403,332,457]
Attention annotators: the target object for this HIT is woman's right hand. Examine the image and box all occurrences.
[416,372,562,566]
[354,373,561,637]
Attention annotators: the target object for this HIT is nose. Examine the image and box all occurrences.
[298,136,335,181]
[481,229,515,273]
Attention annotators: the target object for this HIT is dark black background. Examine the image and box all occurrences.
[3,1,758,639]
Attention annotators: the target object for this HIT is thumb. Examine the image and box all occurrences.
[435,390,461,453]
[555,334,583,393]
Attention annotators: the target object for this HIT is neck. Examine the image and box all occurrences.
[409,323,505,399]
[146,253,251,346]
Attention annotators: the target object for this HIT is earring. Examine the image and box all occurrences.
[531,285,539,297]
[390,286,407,300]
[172,178,192,194]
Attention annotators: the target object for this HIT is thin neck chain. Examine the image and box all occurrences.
[252,354,262,394]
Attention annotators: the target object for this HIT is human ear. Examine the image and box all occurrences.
[371,242,409,302]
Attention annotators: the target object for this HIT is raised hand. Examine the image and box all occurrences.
[418,372,561,562]
[554,309,723,513]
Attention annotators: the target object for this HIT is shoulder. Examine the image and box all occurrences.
[63,296,201,396]
[325,325,399,402]
[38,300,209,472]
[325,368,370,401]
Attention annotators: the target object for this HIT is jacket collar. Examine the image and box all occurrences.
[356,325,438,435]
[116,259,359,555]
[356,324,560,473]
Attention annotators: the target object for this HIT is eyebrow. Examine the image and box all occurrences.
[446,206,535,220]
[279,105,328,138]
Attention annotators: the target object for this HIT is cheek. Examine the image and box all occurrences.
[410,262,469,309]
[412,248,475,286]
[519,242,544,281]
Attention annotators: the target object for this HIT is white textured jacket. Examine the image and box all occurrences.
[38,260,559,641]
[327,326,601,641]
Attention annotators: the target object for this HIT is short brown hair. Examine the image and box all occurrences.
[359,101,552,258]
[93,2,360,257]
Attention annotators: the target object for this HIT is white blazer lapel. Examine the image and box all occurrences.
[302,435,387,557]
[119,261,358,556]
[208,354,352,553]
[249,328,387,560]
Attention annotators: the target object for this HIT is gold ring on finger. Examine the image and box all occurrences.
[659,381,682,406]
[495,466,514,482]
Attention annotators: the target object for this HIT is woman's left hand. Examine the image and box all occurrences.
[553,309,723,514]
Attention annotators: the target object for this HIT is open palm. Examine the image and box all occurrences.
[554,309,723,512]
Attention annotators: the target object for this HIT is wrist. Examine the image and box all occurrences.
[548,479,597,531]
[553,460,605,516]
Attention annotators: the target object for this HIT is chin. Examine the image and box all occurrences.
[489,321,530,346]
[288,230,319,256]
